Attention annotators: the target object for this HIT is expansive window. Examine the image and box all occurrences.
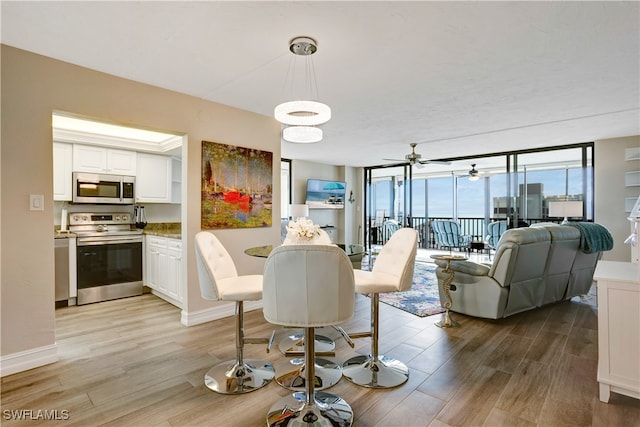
[371,179,393,219]
[426,175,454,218]
[364,143,593,249]
[513,147,591,223]
[456,175,484,219]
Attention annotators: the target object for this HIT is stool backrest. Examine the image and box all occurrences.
[373,227,418,292]
[194,231,238,301]
[263,245,355,328]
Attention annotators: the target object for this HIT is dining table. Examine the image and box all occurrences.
[244,243,350,259]
[244,245,274,258]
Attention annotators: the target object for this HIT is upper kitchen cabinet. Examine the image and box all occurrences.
[136,153,172,203]
[73,144,137,175]
[171,157,182,204]
[53,142,73,201]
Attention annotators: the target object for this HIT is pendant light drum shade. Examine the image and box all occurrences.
[274,101,331,126]
[282,126,323,143]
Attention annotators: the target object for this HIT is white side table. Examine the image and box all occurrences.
[594,261,640,403]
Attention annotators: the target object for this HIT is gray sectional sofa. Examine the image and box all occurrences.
[434,223,612,319]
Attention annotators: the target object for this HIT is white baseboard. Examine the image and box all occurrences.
[0,344,58,377]
[181,301,263,326]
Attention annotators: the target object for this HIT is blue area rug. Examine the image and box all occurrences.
[363,258,445,317]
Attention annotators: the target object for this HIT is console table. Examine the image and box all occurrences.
[593,260,639,403]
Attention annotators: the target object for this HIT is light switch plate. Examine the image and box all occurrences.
[29,194,44,211]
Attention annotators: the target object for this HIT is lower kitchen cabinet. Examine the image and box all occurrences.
[145,235,183,306]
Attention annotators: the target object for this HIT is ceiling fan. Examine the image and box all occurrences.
[468,164,481,181]
[383,143,451,168]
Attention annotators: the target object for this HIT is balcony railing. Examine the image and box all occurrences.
[367,216,563,250]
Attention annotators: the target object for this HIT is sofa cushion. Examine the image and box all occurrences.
[538,225,580,305]
[488,227,551,317]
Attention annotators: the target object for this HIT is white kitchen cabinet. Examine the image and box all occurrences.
[171,157,182,204]
[136,153,172,203]
[145,235,182,306]
[107,148,138,175]
[145,236,163,291]
[53,142,73,201]
[594,261,640,403]
[164,239,183,301]
[72,144,137,175]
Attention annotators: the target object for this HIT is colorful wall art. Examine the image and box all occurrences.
[201,141,273,229]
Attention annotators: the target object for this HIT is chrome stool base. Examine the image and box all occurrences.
[204,359,275,394]
[342,354,409,388]
[279,331,335,355]
[266,391,353,427]
[276,357,342,391]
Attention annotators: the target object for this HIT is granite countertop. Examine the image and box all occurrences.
[54,229,76,239]
[53,222,182,239]
[142,222,181,239]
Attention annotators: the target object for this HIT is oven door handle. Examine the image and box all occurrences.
[77,236,142,246]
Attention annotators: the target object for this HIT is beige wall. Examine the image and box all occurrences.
[594,136,640,262]
[1,45,281,360]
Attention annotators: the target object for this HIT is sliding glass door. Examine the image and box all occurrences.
[364,143,594,251]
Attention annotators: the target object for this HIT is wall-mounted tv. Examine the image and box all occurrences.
[305,179,346,209]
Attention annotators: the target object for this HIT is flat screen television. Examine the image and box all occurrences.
[305,179,346,209]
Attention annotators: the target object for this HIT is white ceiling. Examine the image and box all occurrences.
[2,1,639,168]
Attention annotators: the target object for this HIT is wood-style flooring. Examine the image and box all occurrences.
[2,288,639,426]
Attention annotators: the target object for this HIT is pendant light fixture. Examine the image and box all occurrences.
[275,37,330,143]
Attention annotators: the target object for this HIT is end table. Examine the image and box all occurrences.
[430,254,467,328]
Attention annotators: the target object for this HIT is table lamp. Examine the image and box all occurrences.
[548,200,583,224]
[288,204,309,220]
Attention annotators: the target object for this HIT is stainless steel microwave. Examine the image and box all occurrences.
[72,172,135,204]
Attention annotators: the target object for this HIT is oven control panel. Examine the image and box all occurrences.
[69,212,132,225]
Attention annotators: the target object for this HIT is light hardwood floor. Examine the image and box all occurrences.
[2,288,639,426]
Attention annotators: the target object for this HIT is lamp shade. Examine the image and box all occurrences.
[548,201,583,221]
[288,204,309,219]
[275,101,331,126]
[282,126,323,143]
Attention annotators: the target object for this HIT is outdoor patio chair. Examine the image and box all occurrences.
[486,220,508,259]
[431,220,472,253]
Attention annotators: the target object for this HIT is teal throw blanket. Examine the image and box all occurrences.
[567,222,614,253]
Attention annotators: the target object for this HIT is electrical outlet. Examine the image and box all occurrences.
[29,194,44,211]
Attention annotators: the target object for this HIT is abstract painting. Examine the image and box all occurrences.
[201,140,273,229]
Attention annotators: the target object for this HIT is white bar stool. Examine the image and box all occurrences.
[194,231,275,394]
[263,244,355,426]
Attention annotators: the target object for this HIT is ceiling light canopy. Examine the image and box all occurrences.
[275,37,330,143]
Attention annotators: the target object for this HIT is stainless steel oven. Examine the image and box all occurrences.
[70,212,143,305]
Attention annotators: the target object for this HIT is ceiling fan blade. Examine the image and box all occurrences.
[424,160,452,165]
[382,158,405,162]
[414,162,425,169]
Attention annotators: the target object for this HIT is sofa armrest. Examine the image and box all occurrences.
[433,259,490,276]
